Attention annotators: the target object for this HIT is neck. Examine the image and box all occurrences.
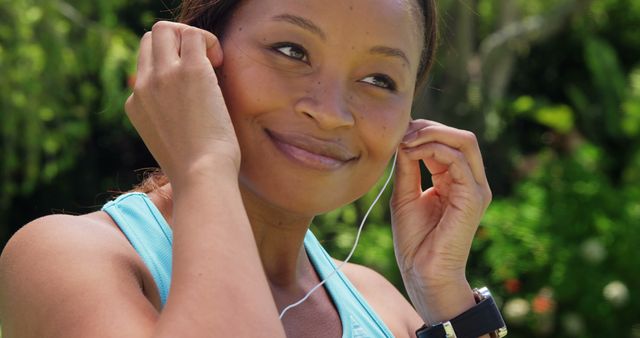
[239,185,316,290]
[154,183,317,290]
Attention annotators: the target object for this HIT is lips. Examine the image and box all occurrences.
[266,129,358,170]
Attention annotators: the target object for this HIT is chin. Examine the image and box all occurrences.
[238,171,370,217]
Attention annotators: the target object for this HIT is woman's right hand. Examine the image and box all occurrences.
[125,21,240,188]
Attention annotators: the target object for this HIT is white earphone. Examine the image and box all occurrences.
[279,150,398,319]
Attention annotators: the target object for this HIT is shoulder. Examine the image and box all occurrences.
[3,212,133,255]
[0,213,157,338]
[0,213,138,277]
[340,261,423,338]
[0,213,136,279]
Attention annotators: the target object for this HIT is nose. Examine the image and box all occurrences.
[293,78,355,130]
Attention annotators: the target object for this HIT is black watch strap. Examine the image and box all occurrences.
[416,322,451,338]
[416,296,506,338]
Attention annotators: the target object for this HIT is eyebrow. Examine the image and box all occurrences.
[369,46,411,68]
[272,14,326,40]
[272,13,411,68]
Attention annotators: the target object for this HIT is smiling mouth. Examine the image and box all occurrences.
[265,129,358,171]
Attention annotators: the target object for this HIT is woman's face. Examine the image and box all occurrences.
[218,0,423,215]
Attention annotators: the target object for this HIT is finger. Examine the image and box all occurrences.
[402,125,487,185]
[136,32,153,80]
[405,119,444,135]
[151,21,181,68]
[403,142,476,187]
[180,26,224,67]
[204,30,224,67]
[391,145,422,205]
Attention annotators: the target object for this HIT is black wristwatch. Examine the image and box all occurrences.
[415,287,508,338]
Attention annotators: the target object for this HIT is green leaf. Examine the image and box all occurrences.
[534,104,574,133]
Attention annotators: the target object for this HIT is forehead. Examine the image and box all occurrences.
[230,0,423,67]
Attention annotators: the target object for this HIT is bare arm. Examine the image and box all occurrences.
[124,20,286,337]
[392,120,494,337]
[157,172,285,337]
[0,186,285,338]
[0,21,286,338]
[0,215,159,338]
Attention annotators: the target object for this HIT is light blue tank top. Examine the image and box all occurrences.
[102,192,394,338]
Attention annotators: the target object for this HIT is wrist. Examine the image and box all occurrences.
[170,154,240,193]
[415,286,508,338]
[407,278,476,325]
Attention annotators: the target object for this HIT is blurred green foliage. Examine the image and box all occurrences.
[1,0,639,337]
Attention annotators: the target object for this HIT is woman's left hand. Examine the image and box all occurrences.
[390,119,492,323]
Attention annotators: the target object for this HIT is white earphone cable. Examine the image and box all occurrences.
[278,150,398,319]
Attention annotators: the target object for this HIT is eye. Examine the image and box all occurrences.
[272,43,309,63]
[361,74,397,91]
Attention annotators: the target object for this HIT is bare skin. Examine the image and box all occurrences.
[0,0,492,337]
[0,188,420,337]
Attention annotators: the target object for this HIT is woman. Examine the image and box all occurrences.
[0,0,502,337]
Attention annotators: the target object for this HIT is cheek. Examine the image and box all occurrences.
[351,94,412,156]
[219,43,276,111]
[219,63,268,119]
[220,65,307,127]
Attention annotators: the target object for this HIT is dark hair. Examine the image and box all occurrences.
[133,0,438,194]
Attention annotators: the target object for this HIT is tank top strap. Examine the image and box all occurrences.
[102,192,173,307]
[304,230,395,338]
[101,193,394,337]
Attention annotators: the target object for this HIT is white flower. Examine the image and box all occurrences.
[580,238,607,264]
[503,298,530,324]
[603,280,629,307]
